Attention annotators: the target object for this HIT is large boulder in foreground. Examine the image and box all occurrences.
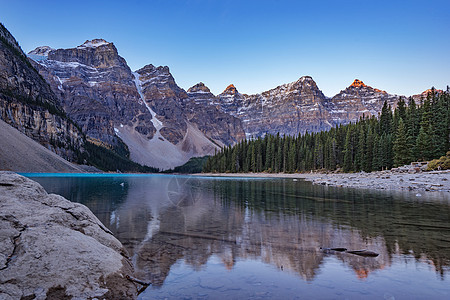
[0,172,137,299]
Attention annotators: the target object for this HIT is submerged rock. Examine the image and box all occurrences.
[0,172,137,299]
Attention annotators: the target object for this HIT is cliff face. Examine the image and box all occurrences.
[32,39,155,147]
[0,24,84,162]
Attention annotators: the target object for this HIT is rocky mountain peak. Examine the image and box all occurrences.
[422,88,443,96]
[136,64,170,76]
[222,84,238,95]
[347,79,386,94]
[350,79,367,88]
[187,82,211,94]
[77,39,111,49]
[45,39,125,69]
[412,88,444,102]
[28,46,54,56]
[299,75,314,83]
[291,76,321,91]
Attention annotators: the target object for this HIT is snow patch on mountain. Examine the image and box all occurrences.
[77,39,110,48]
[132,72,163,131]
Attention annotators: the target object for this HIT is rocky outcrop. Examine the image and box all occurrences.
[0,23,84,162]
[0,172,137,299]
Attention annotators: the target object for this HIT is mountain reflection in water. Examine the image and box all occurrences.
[28,174,450,297]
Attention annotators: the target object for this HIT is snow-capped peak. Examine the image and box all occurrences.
[77,39,110,49]
[299,76,313,82]
[28,46,54,57]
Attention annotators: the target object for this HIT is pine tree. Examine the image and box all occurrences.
[275,142,282,173]
[433,95,449,158]
[287,141,296,172]
[397,98,407,123]
[415,125,433,161]
[380,101,392,135]
[356,126,366,171]
[265,136,274,171]
[393,118,409,166]
[372,134,380,171]
[343,128,353,172]
[282,137,289,172]
[364,126,374,172]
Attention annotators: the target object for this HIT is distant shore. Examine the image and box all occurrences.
[196,170,450,194]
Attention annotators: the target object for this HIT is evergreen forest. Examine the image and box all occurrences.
[203,89,450,173]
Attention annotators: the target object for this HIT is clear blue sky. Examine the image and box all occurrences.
[1,0,449,97]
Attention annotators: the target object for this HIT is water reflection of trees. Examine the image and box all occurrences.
[126,178,401,285]
[213,179,450,277]
[41,176,450,285]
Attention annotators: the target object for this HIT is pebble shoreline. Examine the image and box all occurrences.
[197,170,450,194]
[304,170,450,193]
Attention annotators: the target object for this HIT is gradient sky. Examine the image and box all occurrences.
[1,0,449,97]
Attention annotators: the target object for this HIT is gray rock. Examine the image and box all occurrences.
[0,24,84,162]
[0,172,137,299]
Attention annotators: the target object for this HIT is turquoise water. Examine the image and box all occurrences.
[25,174,450,299]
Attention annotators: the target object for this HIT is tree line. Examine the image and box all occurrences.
[203,88,450,173]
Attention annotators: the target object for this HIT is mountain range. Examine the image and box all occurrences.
[0,24,435,171]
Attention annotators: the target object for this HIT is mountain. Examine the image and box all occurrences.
[0,23,84,162]
[328,79,401,126]
[411,88,444,103]
[184,82,246,145]
[189,77,403,139]
[29,35,406,168]
[2,23,422,172]
[30,42,245,170]
[26,35,413,170]
[30,39,154,150]
[215,76,332,138]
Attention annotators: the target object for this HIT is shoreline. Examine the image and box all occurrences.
[14,170,450,194]
[196,170,450,194]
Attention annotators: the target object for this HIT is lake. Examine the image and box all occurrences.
[23,173,450,299]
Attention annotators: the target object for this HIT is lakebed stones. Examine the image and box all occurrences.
[0,172,137,299]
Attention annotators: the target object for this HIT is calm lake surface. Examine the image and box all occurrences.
[23,173,450,299]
